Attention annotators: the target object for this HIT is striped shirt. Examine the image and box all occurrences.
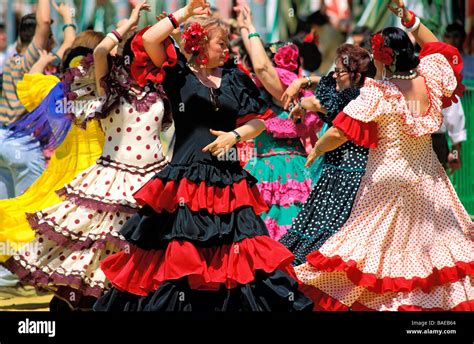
[0,41,40,127]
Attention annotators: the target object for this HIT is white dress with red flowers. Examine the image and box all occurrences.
[295,42,474,311]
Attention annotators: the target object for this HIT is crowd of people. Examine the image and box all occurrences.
[0,0,472,311]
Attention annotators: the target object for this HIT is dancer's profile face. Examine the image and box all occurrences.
[204,32,229,68]
[333,61,351,91]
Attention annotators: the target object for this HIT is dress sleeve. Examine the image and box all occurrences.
[130,26,179,88]
[229,69,274,126]
[418,42,464,109]
[17,73,60,112]
[331,79,388,149]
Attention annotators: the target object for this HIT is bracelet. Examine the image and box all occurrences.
[405,16,421,33]
[231,130,241,143]
[106,33,119,45]
[305,76,312,88]
[401,10,416,28]
[168,13,179,29]
[248,32,260,39]
[111,29,122,42]
[62,23,76,31]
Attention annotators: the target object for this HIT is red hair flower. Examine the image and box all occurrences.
[182,22,208,55]
[371,33,394,66]
[273,44,299,72]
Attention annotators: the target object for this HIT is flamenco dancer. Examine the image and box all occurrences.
[296,0,473,311]
[235,5,322,240]
[5,2,171,310]
[279,43,375,266]
[0,31,106,266]
[94,0,313,311]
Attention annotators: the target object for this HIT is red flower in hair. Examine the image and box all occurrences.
[182,22,208,55]
[196,53,209,65]
[304,33,319,46]
[273,44,299,72]
[371,33,394,66]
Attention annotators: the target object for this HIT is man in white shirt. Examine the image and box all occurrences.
[432,97,466,175]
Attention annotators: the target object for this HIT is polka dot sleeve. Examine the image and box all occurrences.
[341,78,392,123]
[419,42,464,109]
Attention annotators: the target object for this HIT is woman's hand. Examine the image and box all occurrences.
[305,145,323,168]
[185,0,212,19]
[387,0,412,23]
[126,0,151,31]
[38,49,58,65]
[289,102,306,124]
[202,129,238,158]
[281,78,304,109]
[52,2,74,20]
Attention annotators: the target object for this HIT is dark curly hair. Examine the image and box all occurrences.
[335,43,376,87]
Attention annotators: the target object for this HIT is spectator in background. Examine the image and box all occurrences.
[0,24,7,93]
[306,10,345,75]
[444,22,474,80]
[351,25,373,50]
[431,22,470,175]
[432,99,466,175]
[0,24,7,74]
[0,0,74,200]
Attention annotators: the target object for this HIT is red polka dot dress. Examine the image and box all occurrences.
[4,45,171,309]
[295,42,474,311]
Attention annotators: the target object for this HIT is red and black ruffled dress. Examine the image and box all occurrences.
[93,27,313,311]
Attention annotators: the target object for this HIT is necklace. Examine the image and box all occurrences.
[384,70,418,81]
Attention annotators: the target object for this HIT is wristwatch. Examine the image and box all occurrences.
[231,130,241,143]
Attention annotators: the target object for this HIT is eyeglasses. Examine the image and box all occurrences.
[333,68,350,77]
[209,87,221,111]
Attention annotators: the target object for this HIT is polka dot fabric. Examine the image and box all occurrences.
[280,141,368,265]
[295,51,474,311]
[245,111,312,240]
[5,98,169,308]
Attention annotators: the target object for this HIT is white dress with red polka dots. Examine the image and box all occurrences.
[6,97,169,308]
[295,53,474,311]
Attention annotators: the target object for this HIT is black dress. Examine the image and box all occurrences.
[279,73,369,265]
[93,27,313,311]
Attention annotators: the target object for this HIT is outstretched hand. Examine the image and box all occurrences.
[185,0,212,18]
[202,129,237,158]
[127,0,151,31]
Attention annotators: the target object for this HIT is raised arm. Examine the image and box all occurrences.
[388,0,438,46]
[141,0,210,69]
[235,5,284,101]
[53,2,76,59]
[93,1,151,96]
[33,0,52,50]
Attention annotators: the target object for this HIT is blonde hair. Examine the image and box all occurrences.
[185,16,230,40]
[70,30,106,50]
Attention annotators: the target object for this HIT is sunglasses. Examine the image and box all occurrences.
[334,68,350,77]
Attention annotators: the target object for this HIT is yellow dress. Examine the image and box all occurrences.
[0,74,104,262]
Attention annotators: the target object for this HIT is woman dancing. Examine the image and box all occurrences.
[94,0,313,311]
[295,0,473,311]
[279,43,375,266]
[5,2,171,310]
